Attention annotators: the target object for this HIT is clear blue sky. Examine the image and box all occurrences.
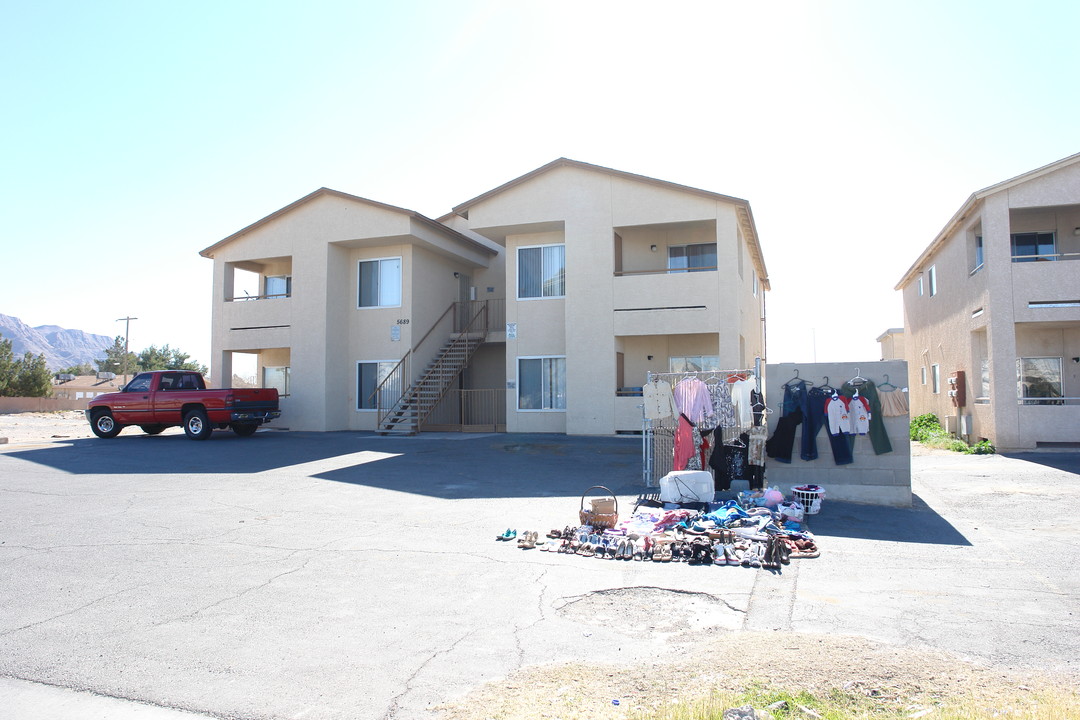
[3,0,1078,372]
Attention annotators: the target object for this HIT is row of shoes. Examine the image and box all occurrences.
[497,526,819,565]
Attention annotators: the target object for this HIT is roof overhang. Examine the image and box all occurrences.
[452,157,770,289]
[895,150,1080,290]
[199,188,499,261]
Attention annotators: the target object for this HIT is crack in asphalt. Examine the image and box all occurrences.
[380,627,479,720]
[152,558,317,628]
[0,583,150,637]
[508,567,551,670]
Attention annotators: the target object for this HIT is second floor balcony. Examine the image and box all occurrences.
[612,270,719,335]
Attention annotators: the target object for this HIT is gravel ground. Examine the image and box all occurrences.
[438,631,1062,720]
[2,413,1074,719]
[0,410,184,443]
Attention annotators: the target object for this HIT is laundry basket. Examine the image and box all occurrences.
[791,484,826,515]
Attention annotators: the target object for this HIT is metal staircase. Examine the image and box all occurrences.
[376,334,485,435]
[373,301,492,436]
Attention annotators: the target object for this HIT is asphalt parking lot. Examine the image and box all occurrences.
[0,430,1077,719]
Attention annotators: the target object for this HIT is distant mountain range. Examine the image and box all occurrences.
[0,313,114,371]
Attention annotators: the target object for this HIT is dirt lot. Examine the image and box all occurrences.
[0,410,185,444]
[0,410,98,443]
[439,631,1060,720]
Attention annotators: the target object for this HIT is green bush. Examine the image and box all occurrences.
[909,413,944,442]
[910,412,995,455]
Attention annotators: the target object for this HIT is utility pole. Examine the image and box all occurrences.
[116,316,138,385]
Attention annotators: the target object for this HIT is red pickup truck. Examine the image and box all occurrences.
[86,370,281,440]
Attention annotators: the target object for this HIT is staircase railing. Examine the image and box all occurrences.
[414,302,489,428]
[371,300,498,430]
[371,350,410,427]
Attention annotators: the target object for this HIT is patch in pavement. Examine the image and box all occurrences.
[555,586,744,639]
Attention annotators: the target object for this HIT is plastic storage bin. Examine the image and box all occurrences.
[659,470,714,504]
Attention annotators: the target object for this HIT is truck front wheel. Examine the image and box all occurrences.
[183,409,213,440]
[90,410,123,439]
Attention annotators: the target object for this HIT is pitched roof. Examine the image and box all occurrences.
[452,158,770,289]
[199,187,497,259]
[895,150,1080,290]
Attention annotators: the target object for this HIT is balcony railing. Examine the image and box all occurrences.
[1010,252,1080,262]
[226,293,291,302]
[1017,397,1080,406]
[614,266,718,277]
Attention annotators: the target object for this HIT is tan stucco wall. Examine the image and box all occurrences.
[900,161,1080,449]
[468,165,765,436]
[209,194,493,432]
[765,361,912,507]
[0,397,90,413]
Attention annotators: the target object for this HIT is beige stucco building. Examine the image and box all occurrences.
[200,159,769,435]
[896,152,1080,450]
[876,328,905,362]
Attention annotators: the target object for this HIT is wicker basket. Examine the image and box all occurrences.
[579,485,619,529]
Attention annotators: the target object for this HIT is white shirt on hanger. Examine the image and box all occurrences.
[730,378,754,428]
[642,379,679,420]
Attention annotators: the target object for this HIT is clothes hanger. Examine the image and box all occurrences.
[878,373,898,391]
[817,376,835,394]
[848,367,867,387]
[783,369,807,387]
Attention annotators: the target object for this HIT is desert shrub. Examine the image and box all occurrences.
[909,413,944,442]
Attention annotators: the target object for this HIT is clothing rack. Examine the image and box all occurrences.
[642,357,763,486]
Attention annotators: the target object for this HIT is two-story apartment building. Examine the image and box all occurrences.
[896,152,1080,450]
[200,159,769,435]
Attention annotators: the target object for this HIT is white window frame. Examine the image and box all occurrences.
[917,276,924,297]
[264,275,292,299]
[356,359,399,411]
[931,364,941,394]
[357,257,402,309]
[516,244,565,300]
[928,265,937,297]
[667,243,718,274]
[752,269,758,297]
[978,358,990,402]
[263,366,290,397]
[1017,357,1064,405]
[920,366,927,385]
[972,235,984,273]
[1010,231,1056,262]
[517,355,566,411]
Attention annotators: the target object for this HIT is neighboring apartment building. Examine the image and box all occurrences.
[876,327,905,362]
[200,158,769,435]
[896,152,1080,450]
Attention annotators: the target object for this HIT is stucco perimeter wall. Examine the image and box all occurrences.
[765,361,912,507]
[0,397,89,413]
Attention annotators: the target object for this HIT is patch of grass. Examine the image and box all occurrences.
[909,413,995,455]
[638,685,1080,720]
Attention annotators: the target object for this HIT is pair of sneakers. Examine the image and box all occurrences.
[712,541,742,566]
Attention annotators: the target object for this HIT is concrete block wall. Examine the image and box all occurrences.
[764,361,912,507]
